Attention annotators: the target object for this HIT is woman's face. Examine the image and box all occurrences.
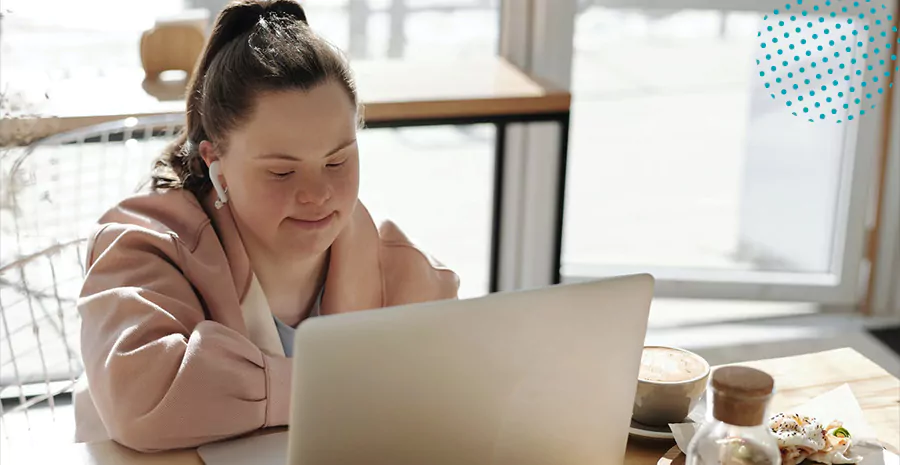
[205,81,360,260]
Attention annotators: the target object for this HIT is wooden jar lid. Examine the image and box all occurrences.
[711,366,775,427]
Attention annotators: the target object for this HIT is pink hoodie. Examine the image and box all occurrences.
[73,188,459,452]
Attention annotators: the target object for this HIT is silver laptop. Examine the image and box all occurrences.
[287,274,654,465]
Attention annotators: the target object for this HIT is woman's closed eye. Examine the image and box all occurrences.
[269,170,295,179]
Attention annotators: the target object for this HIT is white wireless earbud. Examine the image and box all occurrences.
[208,161,229,209]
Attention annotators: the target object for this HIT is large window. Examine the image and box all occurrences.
[559,3,890,303]
[565,9,770,272]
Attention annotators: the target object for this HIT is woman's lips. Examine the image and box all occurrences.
[285,212,335,230]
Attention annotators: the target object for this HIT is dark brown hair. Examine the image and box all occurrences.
[151,0,358,197]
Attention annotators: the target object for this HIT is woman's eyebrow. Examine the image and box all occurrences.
[257,138,357,161]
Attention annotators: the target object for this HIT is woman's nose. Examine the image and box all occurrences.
[294,175,331,206]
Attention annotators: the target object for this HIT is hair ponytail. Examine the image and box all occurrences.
[151,0,354,198]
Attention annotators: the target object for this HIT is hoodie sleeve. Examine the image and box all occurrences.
[78,224,292,452]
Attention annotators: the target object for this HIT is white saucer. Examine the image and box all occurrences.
[630,393,706,440]
[628,418,691,440]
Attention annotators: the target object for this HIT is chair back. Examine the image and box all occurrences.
[0,115,184,439]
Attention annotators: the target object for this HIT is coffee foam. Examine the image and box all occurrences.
[638,347,707,383]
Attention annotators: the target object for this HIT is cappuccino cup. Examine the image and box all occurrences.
[632,346,710,427]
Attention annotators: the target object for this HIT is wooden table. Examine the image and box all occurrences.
[625,347,900,465]
[0,57,571,291]
[21,348,898,465]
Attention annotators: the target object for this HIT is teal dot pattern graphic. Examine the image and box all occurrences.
[757,0,897,123]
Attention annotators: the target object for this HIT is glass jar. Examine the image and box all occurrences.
[685,366,782,465]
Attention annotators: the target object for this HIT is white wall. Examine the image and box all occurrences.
[892,236,900,314]
[871,70,900,317]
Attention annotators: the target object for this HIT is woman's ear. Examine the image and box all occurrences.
[199,140,218,167]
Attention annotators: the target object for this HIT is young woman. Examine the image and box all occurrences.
[74,0,459,451]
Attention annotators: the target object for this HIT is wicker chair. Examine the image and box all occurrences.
[0,114,184,442]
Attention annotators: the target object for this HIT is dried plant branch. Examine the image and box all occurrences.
[1,82,48,218]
